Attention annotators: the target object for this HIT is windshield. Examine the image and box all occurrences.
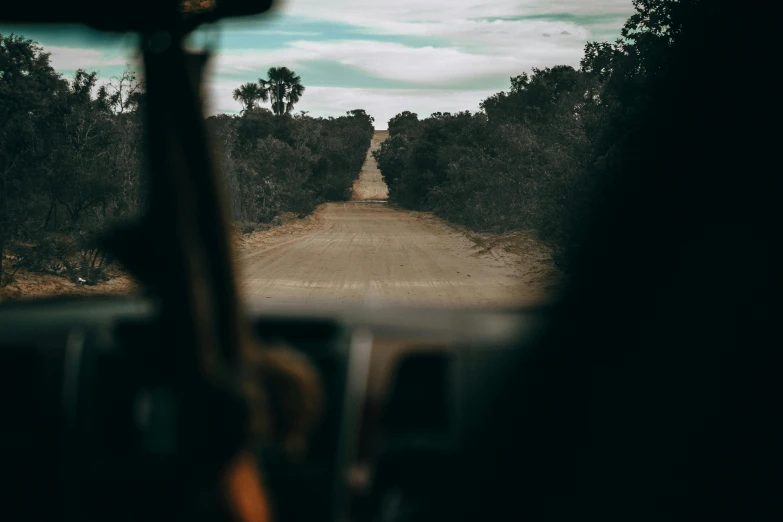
[0,0,635,308]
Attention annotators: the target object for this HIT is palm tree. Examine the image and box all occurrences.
[232,82,266,113]
[258,67,305,115]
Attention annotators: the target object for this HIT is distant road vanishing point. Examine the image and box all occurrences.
[350,130,389,201]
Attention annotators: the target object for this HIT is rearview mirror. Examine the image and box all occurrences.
[1,0,275,32]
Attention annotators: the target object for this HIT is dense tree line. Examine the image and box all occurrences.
[1,34,372,286]
[1,35,145,285]
[374,0,697,269]
[207,108,373,226]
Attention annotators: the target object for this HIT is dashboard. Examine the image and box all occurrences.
[0,296,549,521]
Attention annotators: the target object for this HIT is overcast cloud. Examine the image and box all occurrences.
[3,0,634,128]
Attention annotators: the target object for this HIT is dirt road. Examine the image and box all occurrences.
[237,131,555,308]
[351,131,389,201]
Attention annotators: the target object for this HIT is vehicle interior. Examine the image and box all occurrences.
[1,1,778,522]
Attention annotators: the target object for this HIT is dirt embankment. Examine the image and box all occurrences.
[0,269,137,301]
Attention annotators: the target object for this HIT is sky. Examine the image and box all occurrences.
[1,0,633,128]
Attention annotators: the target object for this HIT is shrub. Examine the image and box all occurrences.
[210,109,373,224]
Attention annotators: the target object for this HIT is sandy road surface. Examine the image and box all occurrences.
[237,131,555,308]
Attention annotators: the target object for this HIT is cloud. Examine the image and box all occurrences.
[209,28,585,87]
[291,41,524,84]
[206,80,495,128]
[208,47,316,74]
[210,40,523,85]
[281,0,633,25]
[46,45,135,71]
[262,30,323,36]
[31,1,635,122]
[362,18,592,55]
[204,11,610,90]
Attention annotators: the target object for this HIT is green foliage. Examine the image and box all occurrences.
[387,111,419,137]
[209,108,373,222]
[375,0,698,270]
[1,33,145,283]
[376,67,597,245]
[250,66,305,115]
[233,82,267,113]
[1,35,371,285]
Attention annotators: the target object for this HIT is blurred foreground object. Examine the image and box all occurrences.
[1,1,281,521]
[244,345,325,457]
[1,0,274,31]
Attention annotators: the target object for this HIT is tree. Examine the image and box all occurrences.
[0,33,66,284]
[209,98,373,225]
[97,64,145,114]
[232,82,266,113]
[371,0,715,271]
[347,109,374,125]
[2,33,372,293]
[387,111,419,136]
[259,67,305,115]
[2,35,147,289]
